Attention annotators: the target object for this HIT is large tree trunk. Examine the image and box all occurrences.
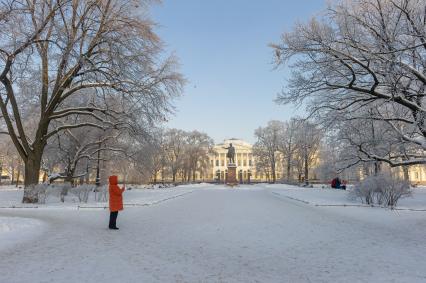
[22,156,42,203]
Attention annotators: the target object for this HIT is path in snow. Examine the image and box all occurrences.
[0,186,425,282]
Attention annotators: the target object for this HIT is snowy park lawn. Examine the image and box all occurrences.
[264,183,426,210]
[0,183,425,282]
[0,184,197,209]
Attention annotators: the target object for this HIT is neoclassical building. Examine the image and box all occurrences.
[209,138,281,183]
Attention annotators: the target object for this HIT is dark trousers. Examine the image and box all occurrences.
[109,211,118,228]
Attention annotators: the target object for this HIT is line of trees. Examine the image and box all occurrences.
[272,0,426,178]
[0,0,184,202]
[253,119,322,184]
[143,129,215,184]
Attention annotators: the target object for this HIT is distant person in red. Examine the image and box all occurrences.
[108,175,125,230]
[331,177,347,190]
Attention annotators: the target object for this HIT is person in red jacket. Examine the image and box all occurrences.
[108,175,125,230]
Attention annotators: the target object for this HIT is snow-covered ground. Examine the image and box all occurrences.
[0,216,46,252]
[264,183,426,210]
[0,184,197,209]
[0,184,425,282]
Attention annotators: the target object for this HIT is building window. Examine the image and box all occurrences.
[210,160,213,166]
[243,160,247,166]
[249,160,252,166]
[238,160,241,166]
[221,160,224,166]
[216,160,219,166]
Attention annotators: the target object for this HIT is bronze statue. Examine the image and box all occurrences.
[224,143,235,164]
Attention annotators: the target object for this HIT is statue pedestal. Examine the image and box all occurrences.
[226,163,238,187]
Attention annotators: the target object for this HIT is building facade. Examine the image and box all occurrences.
[209,138,281,183]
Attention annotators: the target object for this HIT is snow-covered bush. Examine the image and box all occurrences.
[94,185,108,202]
[50,184,72,203]
[381,177,411,207]
[351,174,411,207]
[29,184,48,204]
[25,184,73,204]
[70,185,93,203]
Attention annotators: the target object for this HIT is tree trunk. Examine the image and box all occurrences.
[304,150,309,185]
[11,166,15,185]
[363,164,370,177]
[374,161,381,175]
[22,156,42,203]
[42,171,48,183]
[62,174,74,202]
[271,155,276,183]
[286,155,291,182]
[16,163,21,187]
[271,164,276,183]
[403,166,409,182]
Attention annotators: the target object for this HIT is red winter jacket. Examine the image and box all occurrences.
[109,175,125,212]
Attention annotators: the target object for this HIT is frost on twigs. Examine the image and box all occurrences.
[70,185,94,203]
[94,185,108,202]
[351,174,411,207]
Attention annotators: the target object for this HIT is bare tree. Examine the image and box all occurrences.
[277,119,299,182]
[253,121,283,183]
[0,1,183,202]
[294,120,322,185]
[163,129,187,183]
[184,131,214,182]
[272,0,426,169]
[252,143,272,182]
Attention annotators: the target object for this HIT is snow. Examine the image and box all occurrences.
[265,183,426,210]
[0,216,46,252]
[0,185,196,209]
[0,184,425,282]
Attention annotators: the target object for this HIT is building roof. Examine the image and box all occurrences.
[215,139,252,150]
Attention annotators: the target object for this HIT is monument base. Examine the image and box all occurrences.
[226,163,238,187]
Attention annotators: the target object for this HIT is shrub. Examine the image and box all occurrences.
[70,185,93,203]
[351,174,411,207]
[94,185,108,202]
[30,184,71,204]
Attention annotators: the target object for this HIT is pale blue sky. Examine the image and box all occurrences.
[151,1,326,143]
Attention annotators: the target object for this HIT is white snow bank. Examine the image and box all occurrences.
[0,217,46,251]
